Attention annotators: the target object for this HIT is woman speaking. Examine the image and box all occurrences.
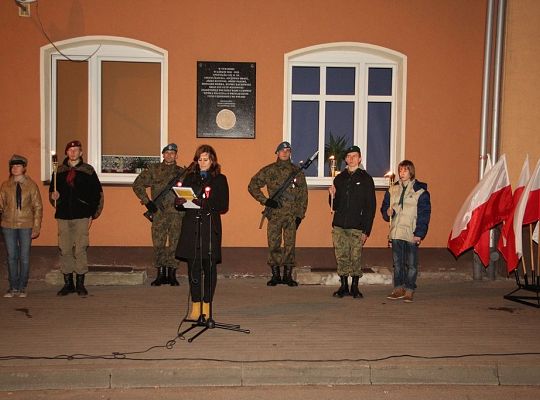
[175,145,229,321]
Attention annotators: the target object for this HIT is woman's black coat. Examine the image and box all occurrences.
[175,172,229,264]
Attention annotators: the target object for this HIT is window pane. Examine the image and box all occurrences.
[291,101,319,177]
[56,60,88,156]
[325,102,354,175]
[368,67,392,96]
[292,66,320,95]
[326,67,355,95]
[101,61,161,173]
[366,102,391,177]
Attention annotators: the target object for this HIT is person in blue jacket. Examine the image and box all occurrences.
[381,160,431,303]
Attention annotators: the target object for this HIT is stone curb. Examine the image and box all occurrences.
[45,268,147,286]
[2,362,540,391]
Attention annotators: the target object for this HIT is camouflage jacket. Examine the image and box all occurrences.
[248,158,308,218]
[132,162,185,213]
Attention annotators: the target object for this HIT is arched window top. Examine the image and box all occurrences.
[41,35,167,59]
[286,42,405,65]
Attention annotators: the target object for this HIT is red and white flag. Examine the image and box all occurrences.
[448,155,512,259]
[497,156,530,272]
[513,158,540,262]
[473,155,492,266]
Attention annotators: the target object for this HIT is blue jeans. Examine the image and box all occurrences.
[391,239,418,291]
[2,228,32,291]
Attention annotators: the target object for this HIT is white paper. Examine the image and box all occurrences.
[173,187,200,209]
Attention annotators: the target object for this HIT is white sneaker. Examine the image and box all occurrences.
[18,289,27,298]
[3,289,17,298]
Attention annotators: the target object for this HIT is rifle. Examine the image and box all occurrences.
[258,150,319,229]
[143,169,186,222]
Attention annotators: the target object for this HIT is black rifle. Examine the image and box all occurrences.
[258,150,319,229]
[143,170,186,222]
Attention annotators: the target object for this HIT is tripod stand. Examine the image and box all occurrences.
[180,192,250,342]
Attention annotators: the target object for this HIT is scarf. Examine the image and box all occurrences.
[66,167,77,187]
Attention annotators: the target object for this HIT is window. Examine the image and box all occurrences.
[41,36,168,184]
[284,43,406,187]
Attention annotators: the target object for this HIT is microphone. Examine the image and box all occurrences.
[203,186,211,199]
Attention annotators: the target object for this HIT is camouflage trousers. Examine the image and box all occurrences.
[151,211,184,269]
[267,212,297,267]
[332,226,364,276]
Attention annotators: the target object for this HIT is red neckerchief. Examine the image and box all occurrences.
[66,167,76,187]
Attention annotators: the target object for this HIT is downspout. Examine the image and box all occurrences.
[474,0,507,280]
[474,0,496,280]
[487,0,507,280]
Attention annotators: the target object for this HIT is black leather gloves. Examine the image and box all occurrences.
[265,198,279,209]
[145,201,158,214]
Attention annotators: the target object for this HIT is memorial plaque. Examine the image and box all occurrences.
[197,61,256,138]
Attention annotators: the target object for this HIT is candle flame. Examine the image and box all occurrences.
[384,170,394,178]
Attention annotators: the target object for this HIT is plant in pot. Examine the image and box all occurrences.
[133,157,148,174]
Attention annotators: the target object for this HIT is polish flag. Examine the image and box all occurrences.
[448,155,512,259]
[473,155,492,266]
[513,158,540,263]
[497,156,529,272]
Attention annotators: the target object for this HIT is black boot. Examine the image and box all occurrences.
[75,274,88,296]
[267,266,282,286]
[282,266,298,287]
[151,266,167,286]
[350,275,363,298]
[167,267,180,286]
[333,275,350,298]
[57,273,75,296]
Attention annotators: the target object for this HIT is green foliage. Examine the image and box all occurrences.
[324,133,349,171]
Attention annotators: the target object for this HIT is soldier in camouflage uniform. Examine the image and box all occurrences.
[328,145,376,299]
[248,141,308,287]
[133,143,185,286]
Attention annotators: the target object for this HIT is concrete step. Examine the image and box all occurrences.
[296,266,393,285]
[45,265,147,286]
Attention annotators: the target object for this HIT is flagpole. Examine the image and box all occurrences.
[530,224,536,283]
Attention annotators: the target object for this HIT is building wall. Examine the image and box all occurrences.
[0,0,489,248]
[501,0,540,184]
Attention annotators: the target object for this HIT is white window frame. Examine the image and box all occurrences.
[40,36,168,184]
[283,42,407,188]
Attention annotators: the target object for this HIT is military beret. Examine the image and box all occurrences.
[162,143,178,153]
[65,140,82,154]
[275,141,291,154]
[345,145,361,156]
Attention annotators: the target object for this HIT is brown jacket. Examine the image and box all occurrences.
[0,175,43,233]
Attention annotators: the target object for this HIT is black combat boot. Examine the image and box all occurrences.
[350,275,363,298]
[282,266,298,287]
[151,266,167,286]
[333,275,350,298]
[75,274,88,296]
[57,273,76,296]
[167,267,180,286]
[267,266,282,286]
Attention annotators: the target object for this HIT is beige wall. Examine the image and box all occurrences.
[0,0,492,248]
[501,0,540,185]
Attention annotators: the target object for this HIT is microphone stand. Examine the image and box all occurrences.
[180,183,250,342]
